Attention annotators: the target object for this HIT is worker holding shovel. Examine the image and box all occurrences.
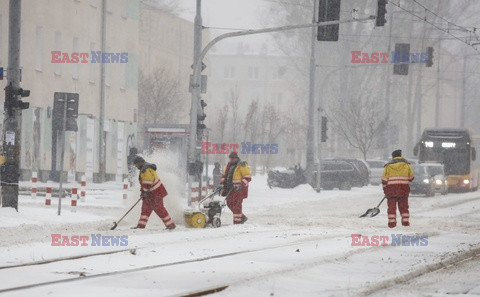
[382,150,414,228]
[132,156,176,230]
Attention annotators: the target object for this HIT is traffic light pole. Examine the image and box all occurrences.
[187,15,374,202]
[2,0,23,210]
[56,93,68,215]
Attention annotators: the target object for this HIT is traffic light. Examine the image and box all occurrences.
[53,92,79,132]
[393,43,410,75]
[197,99,207,134]
[4,83,30,116]
[376,0,387,26]
[0,67,4,80]
[426,47,434,67]
[321,116,328,142]
[317,0,341,41]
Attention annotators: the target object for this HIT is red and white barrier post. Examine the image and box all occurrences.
[31,172,38,199]
[71,188,78,212]
[123,179,129,200]
[45,186,52,206]
[80,175,86,202]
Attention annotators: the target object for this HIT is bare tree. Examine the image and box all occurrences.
[228,85,241,143]
[138,68,183,128]
[328,94,385,160]
[243,100,260,174]
[259,102,283,171]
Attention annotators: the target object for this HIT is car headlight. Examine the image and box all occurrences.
[423,179,430,184]
[463,179,470,184]
[435,179,443,185]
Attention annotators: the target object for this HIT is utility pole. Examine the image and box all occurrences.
[187,0,203,205]
[2,0,23,210]
[98,0,107,182]
[382,11,394,159]
[460,55,468,128]
[306,0,319,186]
[434,43,441,127]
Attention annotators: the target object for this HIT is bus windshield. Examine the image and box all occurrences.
[420,148,469,175]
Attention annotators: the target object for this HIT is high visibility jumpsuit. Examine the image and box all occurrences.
[382,157,414,228]
[136,164,175,229]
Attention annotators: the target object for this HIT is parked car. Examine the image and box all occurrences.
[267,165,306,189]
[311,160,358,190]
[410,163,448,196]
[333,158,370,187]
[367,159,387,185]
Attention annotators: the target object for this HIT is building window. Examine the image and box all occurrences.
[224,66,235,79]
[121,62,127,90]
[248,66,259,80]
[106,0,112,13]
[72,37,79,79]
[105,46,111,86]
[121,0,127,19]
[272,66,286,80]
[54,32,62,75]
[89,42,96,83]
[35,26,44,71]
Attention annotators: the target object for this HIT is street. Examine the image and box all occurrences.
[1,175,479,297]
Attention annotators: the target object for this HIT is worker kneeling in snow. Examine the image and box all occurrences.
[382,150,414,228]
[133,156,176,230]
[220,152,252,224]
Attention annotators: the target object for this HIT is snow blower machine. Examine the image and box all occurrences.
[184,186,228,228]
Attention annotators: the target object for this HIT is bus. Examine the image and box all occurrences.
[413,128,479,192]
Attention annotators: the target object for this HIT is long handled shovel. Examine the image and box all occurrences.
[359,196,386,218]
[110,196,143,230]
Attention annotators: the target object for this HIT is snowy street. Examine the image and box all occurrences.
[1,175,479,297]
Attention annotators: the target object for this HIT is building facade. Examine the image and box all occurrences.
[0,0,139,182]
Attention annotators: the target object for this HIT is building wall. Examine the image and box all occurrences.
[139,3,210,126]
[0,0,139,182]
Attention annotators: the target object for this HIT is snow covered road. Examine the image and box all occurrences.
[0,175,479,296]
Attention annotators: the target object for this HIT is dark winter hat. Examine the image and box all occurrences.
[392,149,402,158]
[133,156,145,164]
[228,152,239,159]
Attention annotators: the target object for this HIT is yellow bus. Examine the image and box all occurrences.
[414,128,480,192]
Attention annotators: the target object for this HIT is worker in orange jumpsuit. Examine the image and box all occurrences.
[220,152,252,224]
[382,150,414,228]
[133,156,175,230]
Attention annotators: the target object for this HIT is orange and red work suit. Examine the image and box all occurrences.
[220,161,252,224]
[136,163,175,229]
[382,157,414,228]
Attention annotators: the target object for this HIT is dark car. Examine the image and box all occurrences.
[267,165,306,189]
[410,163,448,196]
[327,158,370,187]
[311,160,357,190]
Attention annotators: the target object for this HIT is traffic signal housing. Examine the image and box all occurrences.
[317,0,341,41]
[4,83,30,116]
[376,0,387,26]
[321,116,328,142]
[426,47,434,67]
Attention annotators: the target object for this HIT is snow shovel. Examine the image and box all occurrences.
[110,196,143,230]
[359,197,386,218]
